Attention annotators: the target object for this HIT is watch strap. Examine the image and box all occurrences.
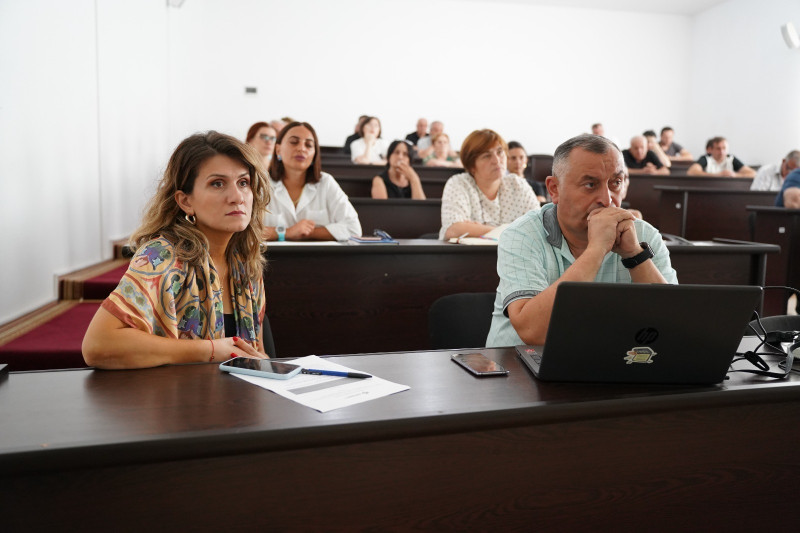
[622,242,654,269]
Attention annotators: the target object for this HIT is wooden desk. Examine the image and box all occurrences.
[748,206,800,315]
[337,174,448,198]
[625,175,752,229]
[263,240,776,359]
[656,186,776,241]
[2,348,799,531]
[322,161,461,181]
[351,198,441,238]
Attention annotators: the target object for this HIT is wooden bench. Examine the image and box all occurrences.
[748,206,800,315]
[337,175,449,199]
[655,186,776,241]
[323,162,462,181]
[626,175,753,229]
[351,198,441,238]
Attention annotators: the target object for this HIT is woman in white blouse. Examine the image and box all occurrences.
[350,116,388,165]
[264,121,361,241]
[439,129,540,240]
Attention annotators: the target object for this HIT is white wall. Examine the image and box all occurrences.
[0,0,101,323]
[687,0,800,166]
[166,0,692,154]
[96,0,170,244]
[0,0,168,324]
[3,0,792,325]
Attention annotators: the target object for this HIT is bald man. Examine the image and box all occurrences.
[622,136,669,175]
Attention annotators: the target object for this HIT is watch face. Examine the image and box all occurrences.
[276,226,286,233]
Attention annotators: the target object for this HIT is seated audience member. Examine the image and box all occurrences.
[371,140,426,199]
[485,134,677,347]
[590,122,620,147]
[245,121,278,167]
[751,150,800,191]
[423,133,462,168]
[507,141,547,203]
[405,118,428,146]
[688,137,755,177]
[350,116,388,165]
[343,115,368,156]
[265,121,361,241]
[439,129,540,240]
[82,132,271,369]
[417,121,452,159]
[270,119,286,133]
[659,126,692,160]
[775,167,800,208]
[622,135,669,175]
[643,130,671,168]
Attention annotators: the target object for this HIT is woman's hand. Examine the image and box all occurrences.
[212,336,269,361]
[397,161,421,183]
[362,130,378,145]
[287,219,316,239]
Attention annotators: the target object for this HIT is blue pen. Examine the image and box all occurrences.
[301,369,372,379]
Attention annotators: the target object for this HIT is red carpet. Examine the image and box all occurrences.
[0,302,100,371]
[83,264,127,299]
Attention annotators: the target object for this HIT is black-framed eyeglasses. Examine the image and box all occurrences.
[259,134,277,142]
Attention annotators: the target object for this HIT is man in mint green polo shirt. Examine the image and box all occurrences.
[486,134,678,347]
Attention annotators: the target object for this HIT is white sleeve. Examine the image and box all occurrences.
[322,176,362,240]
[438,177,473,240]
[350,139,365,163]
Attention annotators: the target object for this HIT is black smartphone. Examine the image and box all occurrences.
[451,353,509,377]
[219,358,301,380]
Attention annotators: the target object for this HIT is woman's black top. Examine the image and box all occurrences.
[379,170,411,198]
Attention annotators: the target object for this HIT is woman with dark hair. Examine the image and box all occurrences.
[350,116,388,165]
[439,129,540,240]
[245,121,278,167]
[82,131,271,369]
[264,121,361,241]
[371,140,426,199]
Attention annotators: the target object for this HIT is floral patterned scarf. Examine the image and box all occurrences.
[102,238,265,349]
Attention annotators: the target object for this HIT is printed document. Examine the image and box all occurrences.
[232,355,410,412]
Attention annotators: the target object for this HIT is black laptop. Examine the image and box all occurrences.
[516,282,762,385]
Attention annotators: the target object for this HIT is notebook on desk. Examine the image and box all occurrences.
[516,282,762,385]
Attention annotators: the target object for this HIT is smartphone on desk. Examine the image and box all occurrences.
[451,353,509,377]
[219,358,301,380]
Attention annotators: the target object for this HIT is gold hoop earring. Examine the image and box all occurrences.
[185,214,196,225]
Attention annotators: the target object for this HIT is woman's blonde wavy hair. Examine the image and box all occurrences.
[130,131,270,282]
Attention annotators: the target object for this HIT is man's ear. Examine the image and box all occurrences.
[175,191,192,215]
[545,176,559,203]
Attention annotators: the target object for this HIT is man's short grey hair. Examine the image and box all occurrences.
[785,150,800,164]
[552,134,621,177]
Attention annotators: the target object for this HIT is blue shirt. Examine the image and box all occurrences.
[775,168,800,207]
[485,203,678,347]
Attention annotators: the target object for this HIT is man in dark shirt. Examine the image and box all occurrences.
[622,136,669,175]
[405,118,428,146]
[687,136,756,177]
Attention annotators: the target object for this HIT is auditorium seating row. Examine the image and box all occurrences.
[1,160,794,373]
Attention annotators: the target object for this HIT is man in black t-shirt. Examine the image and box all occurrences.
[405,118,428,146]
[622,136,669,175]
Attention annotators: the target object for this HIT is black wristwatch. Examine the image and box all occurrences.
[622,242,654,269]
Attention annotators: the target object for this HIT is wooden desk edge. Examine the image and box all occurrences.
[2,361,798,478]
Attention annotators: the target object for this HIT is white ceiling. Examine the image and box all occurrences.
[495,0,728,16]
